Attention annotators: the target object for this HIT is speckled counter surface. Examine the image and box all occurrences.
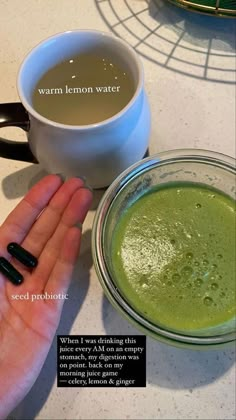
[0,1,235,419]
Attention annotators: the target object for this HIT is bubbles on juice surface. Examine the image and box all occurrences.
[160,244,229,310]
[203,296,214,306]
[195,278,203,287]
[186,252,193,260]
[172,273,180,281]
[211,282,219,290]
[181,266,193,277]
[138,274,148,288]
[156,218,229,312]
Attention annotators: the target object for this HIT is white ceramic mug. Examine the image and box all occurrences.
[0,30,151,188]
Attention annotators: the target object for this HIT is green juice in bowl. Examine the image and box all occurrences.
[111,182,236,333]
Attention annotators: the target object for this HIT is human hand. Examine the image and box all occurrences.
[0,175,93,418]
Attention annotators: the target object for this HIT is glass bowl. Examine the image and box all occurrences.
[92,149,236,349]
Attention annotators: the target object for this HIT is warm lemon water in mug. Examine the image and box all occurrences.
[32,51,135,125]
[111,182,236,332]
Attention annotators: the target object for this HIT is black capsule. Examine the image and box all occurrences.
[0,257,23,285]
[7,243,38,268]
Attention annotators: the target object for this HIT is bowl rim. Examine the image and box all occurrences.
[92,148,236,347]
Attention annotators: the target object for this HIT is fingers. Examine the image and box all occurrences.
[30,187,93,289]
[0,175,63,256]
[45,226,81,305]
[19,177,85,259]
[0,175,92,297]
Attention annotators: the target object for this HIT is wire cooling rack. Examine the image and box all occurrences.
[166,0,236,17]
[95,0,236,83]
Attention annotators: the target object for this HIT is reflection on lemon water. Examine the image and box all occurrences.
[32,51,135,125]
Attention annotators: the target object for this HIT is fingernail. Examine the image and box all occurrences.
[55,173,66,181]
[83,183,93,194]
[77,176,93,193]
[74,221,83,230]
[76,175,87,182]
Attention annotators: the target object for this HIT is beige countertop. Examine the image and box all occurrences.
[0,1,235,419]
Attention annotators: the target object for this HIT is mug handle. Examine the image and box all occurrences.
[0,103,37,162]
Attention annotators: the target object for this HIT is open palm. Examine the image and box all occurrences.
[0,175,92,418]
